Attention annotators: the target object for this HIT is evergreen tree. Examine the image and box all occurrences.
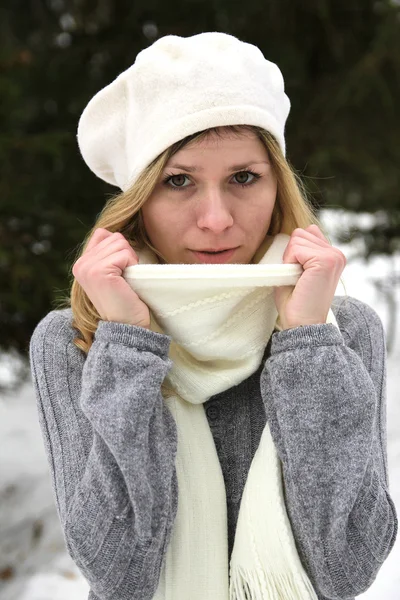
[1,0,399,365]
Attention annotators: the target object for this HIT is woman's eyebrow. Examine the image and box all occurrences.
[166,161,269,172]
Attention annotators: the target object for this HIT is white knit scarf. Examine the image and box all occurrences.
[123,233,340,600]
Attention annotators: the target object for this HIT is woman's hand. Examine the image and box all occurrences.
[274,224,347,330]
[72,228,151,329]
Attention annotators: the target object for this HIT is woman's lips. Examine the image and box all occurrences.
[191,248,237,264]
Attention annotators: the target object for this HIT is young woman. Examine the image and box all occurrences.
[29,32,397,600]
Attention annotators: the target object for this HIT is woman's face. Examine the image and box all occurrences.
[141,129,278,264]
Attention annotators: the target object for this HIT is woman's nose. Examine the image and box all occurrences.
[196,188,234,232]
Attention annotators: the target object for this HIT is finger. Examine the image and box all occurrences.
[305,224,330,243]
[284,241,345,273]
[283,230,327,263]
[292,226,331,246]
[282,241,314,265]
[85,227,114,253]
[95,248,139,272]
[283,238,334,266]
[85,231,128,257]
[86,236,137,263]
[290,236,345,263]
[289,237,329,250]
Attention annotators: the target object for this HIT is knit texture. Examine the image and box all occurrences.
[125,232,336,599]
[29,295,398,600]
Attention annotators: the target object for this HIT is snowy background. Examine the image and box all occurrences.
[0,209,399,600]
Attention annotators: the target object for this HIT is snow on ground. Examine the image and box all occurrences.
[0,209,399,599]
[0,381,90,599]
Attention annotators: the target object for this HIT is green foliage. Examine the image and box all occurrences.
[1,0,399,358]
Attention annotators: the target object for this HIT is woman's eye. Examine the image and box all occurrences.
[162,170,260,191]
[234,171,256,185]
[164,174,190,188]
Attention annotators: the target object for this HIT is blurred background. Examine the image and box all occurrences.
[0,0,399,598]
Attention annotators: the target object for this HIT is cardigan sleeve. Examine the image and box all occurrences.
[29,309,178,600]
[260,295,398,600]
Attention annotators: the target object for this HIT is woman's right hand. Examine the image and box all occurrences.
[72,227,151,329]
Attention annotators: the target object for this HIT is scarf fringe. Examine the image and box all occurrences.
[229,565,319,600]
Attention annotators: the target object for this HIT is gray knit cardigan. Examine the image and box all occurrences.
[29,294,398,600]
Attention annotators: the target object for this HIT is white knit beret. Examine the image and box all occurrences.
[77,31,291,192]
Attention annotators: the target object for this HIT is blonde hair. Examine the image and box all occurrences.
[55,125,345,354]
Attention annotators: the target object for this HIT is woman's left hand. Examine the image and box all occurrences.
[274,224,347,330]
